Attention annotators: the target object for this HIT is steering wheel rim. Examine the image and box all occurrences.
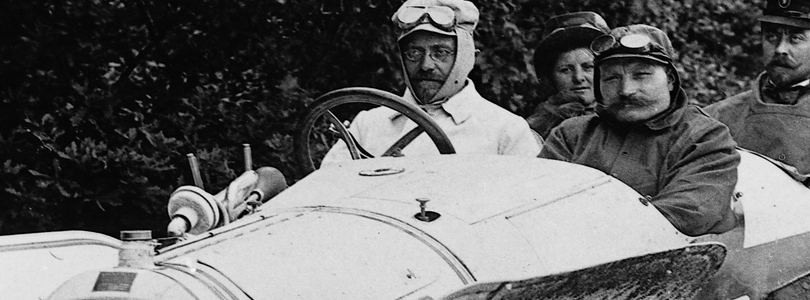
[294,87,455,176]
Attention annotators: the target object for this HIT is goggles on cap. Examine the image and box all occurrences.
[590,33,669,61]
[394,5,457,32]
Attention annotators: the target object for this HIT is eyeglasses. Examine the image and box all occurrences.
[590,33,668,59]
[402,48,456,62]
[394,5,456,32]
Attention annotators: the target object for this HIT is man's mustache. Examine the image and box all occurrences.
[768,57,797,69]
[604,95,650,109]
[411,71,444,82]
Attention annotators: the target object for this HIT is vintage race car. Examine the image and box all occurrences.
[2,88,809,300]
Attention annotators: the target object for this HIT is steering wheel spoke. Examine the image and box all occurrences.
[294,87,455,176]
[323,110,364,160]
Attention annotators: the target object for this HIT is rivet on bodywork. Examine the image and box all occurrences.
[639,195,652,206]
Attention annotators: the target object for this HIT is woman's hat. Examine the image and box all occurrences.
[533,12,609,75]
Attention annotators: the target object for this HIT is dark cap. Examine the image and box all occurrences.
[760,0,810,28]
[591,25,682,105]
[592,24,675,67]
[533,12,609,74]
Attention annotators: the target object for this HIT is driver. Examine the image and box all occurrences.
[321,0,540,165]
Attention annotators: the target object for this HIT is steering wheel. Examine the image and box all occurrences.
[294,87,455,176]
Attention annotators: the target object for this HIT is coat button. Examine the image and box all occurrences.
[779,153,786,160]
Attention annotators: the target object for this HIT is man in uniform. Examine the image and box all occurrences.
[705,0,810,178]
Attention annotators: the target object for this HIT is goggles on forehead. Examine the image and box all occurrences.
[590,33,669,60]
[394,5,457,32]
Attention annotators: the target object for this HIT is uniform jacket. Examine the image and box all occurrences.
[539,88,740,236]
[704,72,810,175]
[322,80,541,165]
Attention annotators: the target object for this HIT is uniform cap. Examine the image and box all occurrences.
[760,0,810,28]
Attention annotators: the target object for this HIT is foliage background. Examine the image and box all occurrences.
[0,0,764,237]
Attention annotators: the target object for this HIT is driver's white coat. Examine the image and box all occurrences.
[320,82,540,166]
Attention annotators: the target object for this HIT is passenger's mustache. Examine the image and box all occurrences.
[604,95,650,110]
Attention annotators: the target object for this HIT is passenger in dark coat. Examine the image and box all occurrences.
[539,24,740,236]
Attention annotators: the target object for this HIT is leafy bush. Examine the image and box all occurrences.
[0,0,764,237]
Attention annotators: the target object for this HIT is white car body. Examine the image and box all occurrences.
[3,150,809,299]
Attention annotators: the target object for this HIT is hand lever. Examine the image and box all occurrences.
[243,167,288,211]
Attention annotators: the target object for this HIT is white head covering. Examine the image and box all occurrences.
[392,0,479,104]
